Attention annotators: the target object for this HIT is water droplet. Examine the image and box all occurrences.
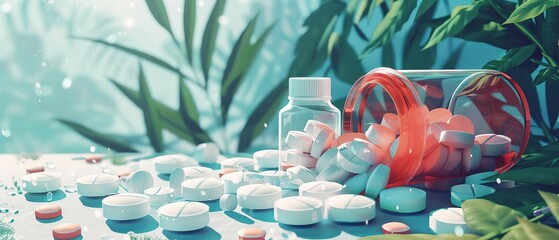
[12,209,19,214]
[62,77,72,89]
[1,130,11,138]
[64,185,77,193]
[396,205,400,211]
[454,226,465,237]
[47,191,53,202]
[94,210,103,218]
[89,146,96,152]
[1,3,12,13]
[496,178,501,184]
[264,123,268,128]
[46,161,56,169]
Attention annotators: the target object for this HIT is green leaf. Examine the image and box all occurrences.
[358,234,479,240]
[442,44,465,69]
[200,0,226,82]
[57,119,138,152]
[381,41,395,68]
[237,79,287,152]
[534,66,559,86]
[138,65,165,152]
[178,77,199,124]
[330,32,365,85]
[502,226,529,240]
[220,14,274,123]
[145,0,176,42]
[483,45,536,72]
[543,7,559,61]
[480,184,556,216]
[516,217,559,239]
[343,0,358,38]
[454,19,530,49]
[486,167,559,186]
[74,36,188,79]
[353,0,371,24]
[514,141,559,169]
[423,1,487,50]
[183,0,196,63]
[504,0,559,24]
[546,79,559,125]
[318,16,338,51]
[362,0,417,56]
[415,0,437,21]
[462,199,525,235]
[539,191,559,220]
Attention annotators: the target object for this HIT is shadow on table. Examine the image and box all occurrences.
[224,211,255,225]
[79,196,105,208]
[65,236,83,240]
[37,215,63,223]
[199,162,220,170]
[333,219,376,237]
[157,174,170,181]
[25,190,66,202]
[162,226,221,240]
[204,200,221,212]
[241,208,275,222]
[105,215,159,234]
[279,221,341,239]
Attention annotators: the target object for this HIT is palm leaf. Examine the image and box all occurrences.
[183,0,196,63]
[138,65,165,152]
[145,0,178,45]
[200,0,226,83]
[58,119,138,152]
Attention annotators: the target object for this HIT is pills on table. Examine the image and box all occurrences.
[238,228,266,240]
[382,222,410,234]
[310,127,335,158]
[222,171,265,194]
[286,166,317,184]
[337,144,370,174]
[35,204,62,219]
[182,178,224,201]
[304,120,335,138]
[422,144,448,175]
[219,193,238,211]
[158,201,209,232]
[462,142,482,174]
[365,123,396,151]
[285,131,314,153]
[102,193,150,220]
[325,194,375,223]
[221,157,258,172]
[253,150,284,169]
[26,165,44,175]
[316,165,349,183]
[126,170,154,194]
[429,208,476,235]
[193,142,220,163]
[52,223,81,239]
[299,181,343,202]
[85,155,103,164]
[22,172,62,193]
[237,184,282,210]
[169,166,215,199]
[349,138,384,165]
[144,186,174,204]
[450,184,495,207]
[475,134,512,156]
[365,164,390,199]
[381,113,400,134]
[316,148,338,173]
[440,130,474,149]
[153,154,197,174]
[343,173,369,194]
[77,174,119,197]
[379,187,426,213]
[447,114,475,134]
[285,149,318,168]
[427,108,452,124]
[274,196,323,225]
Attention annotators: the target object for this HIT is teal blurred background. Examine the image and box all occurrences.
[2,0,550,154]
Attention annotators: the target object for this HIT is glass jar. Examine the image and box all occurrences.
[343,68,530,187]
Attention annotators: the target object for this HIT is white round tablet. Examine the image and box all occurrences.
[285,149,318,168]
[221,157,258,172]
[325,194,375,223]
[102,193,150,220]
[219,193,238,211]
[182,178,224,201]
[475,134,512,156]
[153,154,197,174]
[299,181,343,202]
[287,166,317,184]
[126,170,154,194]
[253,150,285,169]
[316,165,349,183]
[222,171,265,194]
[169,166,216,199]
[144,186,174,204]
[237,184,282,210]
[365,123,396,151]
[193,142,220,163]
[274,196,323,225]
[260,170,289,187]
[158,201,209,232]
[22,172,62,193]
[440,130,474,149]
[77,174,119,197]
[286,131,314,153]
[304,120,335,138]
[310,127,335,158]
[350,138,384,165]
[429,208,476,235]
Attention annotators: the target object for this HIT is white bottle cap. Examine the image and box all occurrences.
[289,77,331,99]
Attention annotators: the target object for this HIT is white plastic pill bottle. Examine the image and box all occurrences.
[343,68,530,187]
[279,77,341,168]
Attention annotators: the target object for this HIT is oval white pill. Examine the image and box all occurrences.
[144,186,174,204]
[77,174,119,197]
[285,131,314,153]
[153,154,197,174]
[285,149,318,168]
[475,134,512,156]
[274,196,323,225]
[286,166,317,184]
[126,170,154,194]
[182,178,224,201]
[325,194,375,223]
[22,172,62,193]
[158,201,209,232]
[440,130,474,149]
[310,128,335,158]
[102,193,150,220]
[343,173,369,194]
[237,184,282,210]
[365,123,396,151]
[429,208,476,235]
[221,157,258,172]
[219,193,238,211]
[304,120,335,138]
[299,181,343,202]
[316,148,338,173]
[316,165,349,183]
[193,142,220,163]
[222,171,265,194]
[253,150,284,169]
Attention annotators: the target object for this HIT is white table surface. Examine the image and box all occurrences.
[0,154,452,239]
